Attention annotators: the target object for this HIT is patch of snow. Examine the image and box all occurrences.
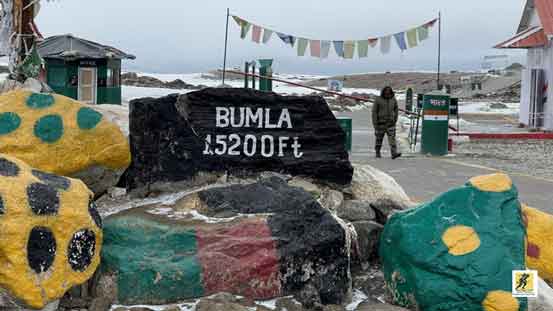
[110,303,196,311]
[346,289,368,311]
[122,85,190,103]
[449,118,473,127]
[99,190,192,217]
[255,299,277,310]
[460,101,520,115]
[122,72,379,100]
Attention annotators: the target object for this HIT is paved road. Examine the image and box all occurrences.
[335,109,553,214]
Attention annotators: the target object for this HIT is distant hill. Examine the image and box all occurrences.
[506,63,524,71]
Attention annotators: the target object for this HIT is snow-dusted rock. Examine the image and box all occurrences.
[529,278,553,311]
[350,164,413,220]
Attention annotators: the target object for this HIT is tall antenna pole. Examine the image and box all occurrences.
[222,8,230,86]
[437,11,442,90]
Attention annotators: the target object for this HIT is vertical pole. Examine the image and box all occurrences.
[437,11,442,90]
[252,63,256,90]
[222,8,230,86]
[244,61,249,88]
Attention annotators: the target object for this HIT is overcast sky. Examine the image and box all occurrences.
[37,0,527,75]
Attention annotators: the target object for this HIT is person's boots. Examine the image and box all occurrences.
[392,152,402,159]
[375,148,382,158]
[391,145,402,159]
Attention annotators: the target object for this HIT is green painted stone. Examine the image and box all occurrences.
[379,178,527,311]
[0,112,21,135]
[34,115,64,143]
[26,93,55,109]
[77,107,102,130]
[101,214,204,305]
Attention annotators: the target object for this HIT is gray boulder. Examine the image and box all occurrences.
[351,221,383,264]
[337,200,375,222]
[529,277,553,311]
[350,164,413,222]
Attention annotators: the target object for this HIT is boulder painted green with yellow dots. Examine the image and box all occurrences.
[379,173,527,311]
[0,90,130,194]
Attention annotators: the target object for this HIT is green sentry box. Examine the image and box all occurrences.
[337,117,352,152]
[258,59,273,92]
[421,92,450,156]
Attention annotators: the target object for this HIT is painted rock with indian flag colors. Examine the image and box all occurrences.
[379,173,528,311]
[0,90,130,195]
[101,177,352,306]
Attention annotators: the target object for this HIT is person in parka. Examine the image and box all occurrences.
[372,86,402,159]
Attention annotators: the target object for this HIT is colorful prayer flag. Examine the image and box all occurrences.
[425,18,438,28]
[394,32,407,51]
[231,15,438,57]
[297,38,308,56]
[357,40,369,58]
[380,36,391,54]
[417,25,429,41]
[277,32,295,46]
[252,25,262,43]
[368,38,379,48]
[406,28,418,48]
[333,41,344,57]
[320,41,331,58]
[310,40,321,58]
[232,16,243,26]
[262,29,273,44]
[239,20,251,39]
[343,41,355,59]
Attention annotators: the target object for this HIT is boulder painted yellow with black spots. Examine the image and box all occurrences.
[0,90,130,194]
[0,154,102,309]
[523,204,553,281]
[380,173,528,311]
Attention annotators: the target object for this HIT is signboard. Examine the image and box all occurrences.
[328,80,343,92]
[421,93,450,156]
[127,88,354,191]
[449,98,459,116]
[417,94,424,109]
[406,88,414,112]
[79,60,97,67]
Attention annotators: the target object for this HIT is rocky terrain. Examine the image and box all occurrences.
[455,139,553,181]
[305,70,522,102]
[121,72,207,90]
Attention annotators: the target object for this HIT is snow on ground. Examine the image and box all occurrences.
[459,101,520,115]
[110,303,196,311]
[346,289,369,311]
[121,85,192,103]
[121,72,379,104]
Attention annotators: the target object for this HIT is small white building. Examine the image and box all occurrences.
[496,0,553,130]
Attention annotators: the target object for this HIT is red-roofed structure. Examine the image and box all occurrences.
[496,0,553,130]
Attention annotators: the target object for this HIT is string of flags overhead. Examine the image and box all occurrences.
[232,15,438,59]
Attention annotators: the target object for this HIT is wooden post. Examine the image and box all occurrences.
[20,0,34,59]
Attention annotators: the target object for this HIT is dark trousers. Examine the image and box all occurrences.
[375,124,398,154]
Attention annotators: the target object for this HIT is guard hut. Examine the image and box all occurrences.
[495,0,553,130]
[37,34,135,105]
